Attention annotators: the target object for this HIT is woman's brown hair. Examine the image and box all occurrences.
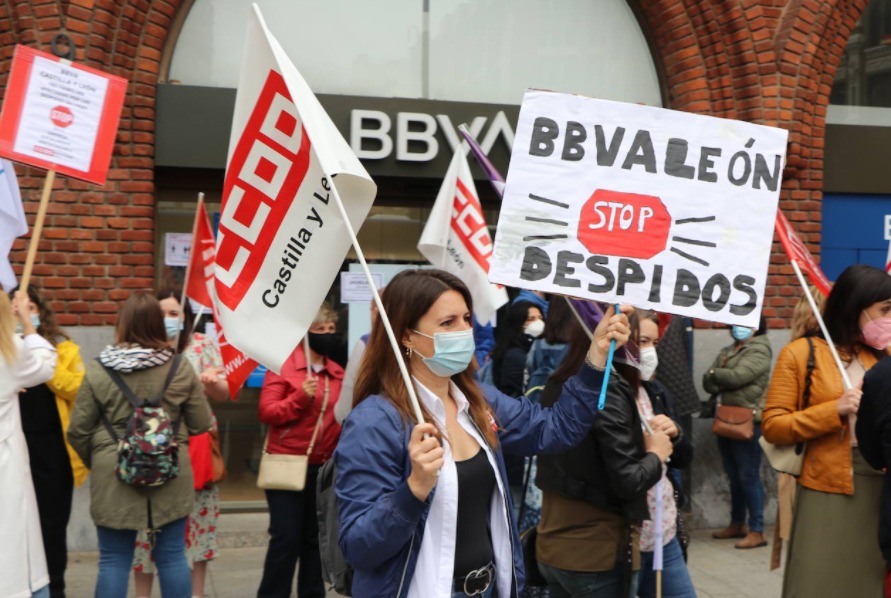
[352,269,498,447]
[9,285,69,347]
[115,292,169,351]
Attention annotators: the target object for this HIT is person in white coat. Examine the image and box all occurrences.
[0,290,58,598]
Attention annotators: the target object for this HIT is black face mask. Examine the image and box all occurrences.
[307,332,339,357]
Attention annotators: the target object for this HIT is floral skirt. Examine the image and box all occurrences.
[133,485,220,572]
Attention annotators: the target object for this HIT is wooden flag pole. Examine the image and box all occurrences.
[175,192,205,352]
[327,179,425,425]
[19,169,56,294]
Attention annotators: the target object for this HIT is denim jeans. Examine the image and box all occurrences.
[31,585,50,598]
[716,423,765,532]
[638,537,697,598]
[95,517,190,598]
[257,465,324,598]
[539,561,639,598]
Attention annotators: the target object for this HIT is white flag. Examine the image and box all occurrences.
[418,148,508,322]
[214,4,376,373]
[0,159,27,291]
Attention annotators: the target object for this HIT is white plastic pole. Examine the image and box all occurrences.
[790,260,851,389]
[328,179,425,424]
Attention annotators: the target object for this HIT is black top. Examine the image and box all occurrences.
[454,448,496,577]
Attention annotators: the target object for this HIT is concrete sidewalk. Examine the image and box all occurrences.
[66,528,783,597]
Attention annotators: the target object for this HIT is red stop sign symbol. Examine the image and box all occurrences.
[50,105,74,128]
[577,189,671,259]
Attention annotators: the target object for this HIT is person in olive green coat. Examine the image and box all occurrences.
[68,293,211,598]
[702,318,772,550]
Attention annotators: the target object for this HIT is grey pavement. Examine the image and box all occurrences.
[65,527,783,597]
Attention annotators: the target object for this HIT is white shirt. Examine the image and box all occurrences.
[408,378,513,598]
[0,334,57,598]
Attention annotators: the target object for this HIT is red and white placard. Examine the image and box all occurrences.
[0,45,127,185]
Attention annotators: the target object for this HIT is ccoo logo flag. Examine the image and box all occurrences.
[215,4,376,373]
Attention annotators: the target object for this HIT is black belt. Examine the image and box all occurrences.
[453,562,495,596]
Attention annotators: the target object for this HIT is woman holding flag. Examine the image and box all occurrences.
[335,269,632,598]
[763,264,891,598]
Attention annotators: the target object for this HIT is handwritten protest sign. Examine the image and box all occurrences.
[489,90,788,327]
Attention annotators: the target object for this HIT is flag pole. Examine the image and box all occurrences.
[19,169,56,294]
[327,178,425,425]
[176,192,204,352]
[790,260,851,389]
[304,334,314,380]
[563,296,593,340]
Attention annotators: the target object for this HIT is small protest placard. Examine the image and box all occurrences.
[489,90,788,327]
[0,45,127,185]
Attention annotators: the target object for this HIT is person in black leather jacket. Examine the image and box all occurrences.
[855,355,891,597]
[535,311,674,598]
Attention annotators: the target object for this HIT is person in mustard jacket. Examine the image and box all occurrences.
[763,264,891,598]
[11,285,87,598]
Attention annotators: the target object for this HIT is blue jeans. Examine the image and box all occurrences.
[638,537,697,598]
[539,561,639,598]
[95,518,190,598]
[32,585,49,598]
[716,423,765,532]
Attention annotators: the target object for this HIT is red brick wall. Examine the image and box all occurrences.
[636,0,869,326]
[0,0,871,327]
[0,0,181,326]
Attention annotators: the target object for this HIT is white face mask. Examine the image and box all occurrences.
[525,318,545,338]
[639,346,659,381]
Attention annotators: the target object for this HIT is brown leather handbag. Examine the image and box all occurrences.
[712,404,755,441]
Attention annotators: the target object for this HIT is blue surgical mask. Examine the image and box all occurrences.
[411,328,475,378]
[731,326,753,342]
[15,314,40,335]
[164,317,184,340]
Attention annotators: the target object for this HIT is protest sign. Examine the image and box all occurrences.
[214,5,376,374]
[0,45,126,185]
[489,90,788,327]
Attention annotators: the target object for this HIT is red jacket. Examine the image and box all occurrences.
[258,344,343,464]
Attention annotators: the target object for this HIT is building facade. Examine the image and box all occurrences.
[0,0,880,537]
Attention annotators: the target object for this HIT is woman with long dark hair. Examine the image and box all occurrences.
[764,264,891,597]
[534,310,674,598]
[335,270,631,598]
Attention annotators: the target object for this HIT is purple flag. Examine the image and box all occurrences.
[459,124,505,199]
[567,299,640,367]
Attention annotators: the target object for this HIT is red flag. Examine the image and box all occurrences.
[184,197,258,399]
[217,326,258,400]
[775,209,832,297]
[184,197,215,308]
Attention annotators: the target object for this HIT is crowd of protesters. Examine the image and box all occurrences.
[3,263,891,598]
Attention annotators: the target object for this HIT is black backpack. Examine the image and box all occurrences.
[316,459,353,595]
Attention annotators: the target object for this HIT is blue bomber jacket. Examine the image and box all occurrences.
[334,364,606,598]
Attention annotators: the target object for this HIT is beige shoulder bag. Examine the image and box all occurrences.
[257,376,330,491]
